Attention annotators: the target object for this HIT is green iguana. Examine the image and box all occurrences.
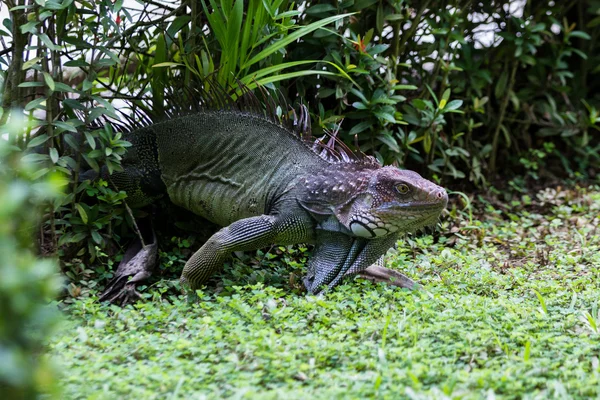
[98,86,447,302]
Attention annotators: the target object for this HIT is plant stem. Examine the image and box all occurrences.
[1,0,28,128]
[395,0,431,78]
[489,61,518,175]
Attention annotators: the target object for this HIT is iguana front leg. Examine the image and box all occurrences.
[304,232,398,294]
[180,214,309,289]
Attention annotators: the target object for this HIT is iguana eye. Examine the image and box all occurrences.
[396,184,410,194]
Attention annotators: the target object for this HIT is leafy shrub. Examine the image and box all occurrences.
[0,119,62,398]
[294,0,600,184]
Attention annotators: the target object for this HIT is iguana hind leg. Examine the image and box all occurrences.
[99,231,158,304]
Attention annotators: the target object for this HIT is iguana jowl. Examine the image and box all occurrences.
[105,90,447,296]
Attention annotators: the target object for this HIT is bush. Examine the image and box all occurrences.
[0,117,63,399]
[293,0,600,185]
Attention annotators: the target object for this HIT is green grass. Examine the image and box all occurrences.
[50,186,600,399]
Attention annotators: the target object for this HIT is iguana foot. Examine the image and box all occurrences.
[99,233,158,305]
[356,265,418,290]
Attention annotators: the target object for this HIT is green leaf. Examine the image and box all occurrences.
[377,134,400,152]
[349,88,368,103]
[571,48,587,60]
[441,88,451,103]
[25,97,46,111]
[152,62,184,68]
[75,203,88,224]
[82,78,94,91]
[373,111,397,124]
[49,147,59,163]
[519,55,536,66]
[224,0,243,81]
[21,153,50,163]
[82,154,99,172]
[385,14,403,21]
[423,132,432,154]
[495,69,508,100]
[238,60,323,83]
[425,84,438,105]
[62,36,91,48]
[113,0,123,12]
[244,70,339,89]
[63,99,86,111]
[64,59,90,68]
[569,30,591,40]
[84,131,96,150]
[27,134,50,148]
[444,100,463,111]
[97,46,120,64]
[30,167,50,180]
[353,0,378,9]
[523,340,531,362]
[393,85,418,91]
[91,230,103,245]
[22,57,42,70]
[532,289,548,314]
[64,134,80,150]
[412,99,429,111]
[587,16,600,29]
[19,81,44,88]
[53,121,78,133]
[376,3,384,33]
[43,72,55,91]
[305,4,336,15]
[349,121,372,135]
[166,15,191,40]
[20,21,39,34]
[37,32,60,50]
[52,82,74,92]
[242,13,354,70]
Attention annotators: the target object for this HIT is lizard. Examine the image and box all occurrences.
[97,85,448,301]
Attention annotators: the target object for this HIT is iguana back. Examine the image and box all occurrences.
[113,110,328,227]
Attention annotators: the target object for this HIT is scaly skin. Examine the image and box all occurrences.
[110,110,447,295]
[295,165,447,293]
[179,158,447,294]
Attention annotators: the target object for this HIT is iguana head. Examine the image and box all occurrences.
[344,166,448,238]
[300,165,448,237]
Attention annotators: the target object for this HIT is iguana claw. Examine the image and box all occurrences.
[99,233,158,305]
[355,265,418,290]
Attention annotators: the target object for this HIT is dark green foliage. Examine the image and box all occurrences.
[293,0,600,184]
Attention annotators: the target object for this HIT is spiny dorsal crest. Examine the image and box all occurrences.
[91,79,380,166]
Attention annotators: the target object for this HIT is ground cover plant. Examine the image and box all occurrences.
[50,186,600,399]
